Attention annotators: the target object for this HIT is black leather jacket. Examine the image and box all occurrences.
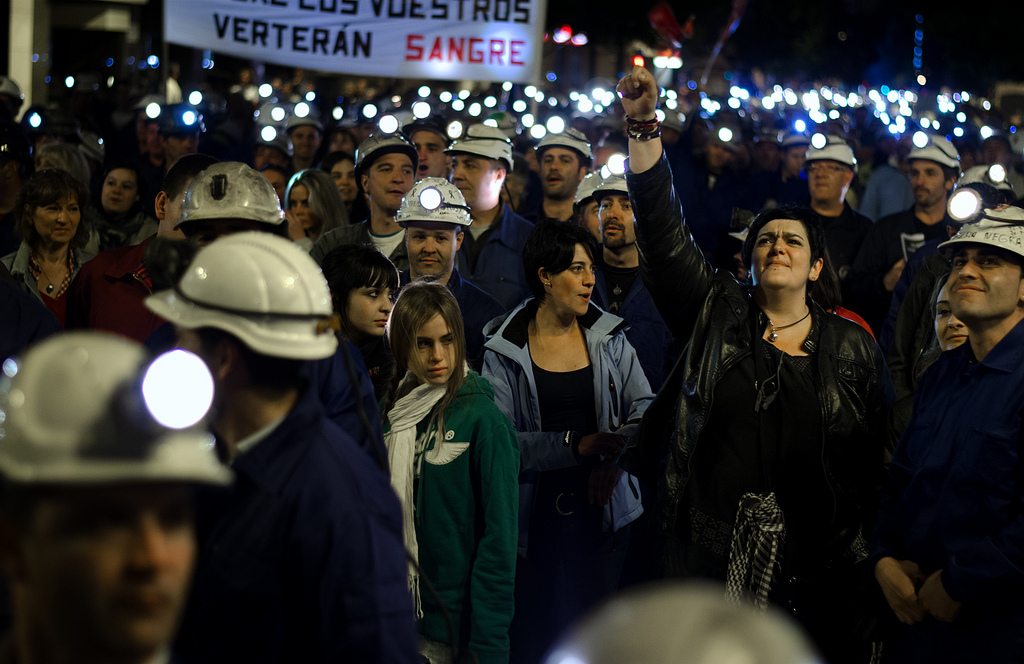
[621,154,894,569]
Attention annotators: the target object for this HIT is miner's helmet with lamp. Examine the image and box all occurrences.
[285,102,323,134]
[939,205,1024,262]
[158,103,205,136]
[0,331,230,486]
[256,125,293,159]
[536,127,593,166]
[145,232,340,361]
[445,124,514,171]
[354,131,419,177]
[781,130,811,149]
[574,171,604,206]
[396,177,472,228]
[908,131,960,170]
[804,133,857,173]
[591,172,628,207]
[403,114,451,147]
[174,161,287,232]
[946,164,1017,225]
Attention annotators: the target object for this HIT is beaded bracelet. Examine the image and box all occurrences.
[626,117,661,142]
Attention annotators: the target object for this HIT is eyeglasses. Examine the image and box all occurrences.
[805,163,848,175]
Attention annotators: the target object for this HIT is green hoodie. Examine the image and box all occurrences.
[384,371,520,664]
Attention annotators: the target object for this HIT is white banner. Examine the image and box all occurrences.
[164,0,548,84]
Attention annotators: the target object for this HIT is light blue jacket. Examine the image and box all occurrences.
[482,298,653,556]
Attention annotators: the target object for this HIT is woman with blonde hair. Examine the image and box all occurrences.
[381,281,519,664]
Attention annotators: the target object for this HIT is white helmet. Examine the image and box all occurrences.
[939,206,1024,260]
[396,178,472,227]
[354,131,418,173]
[0,332,230,486]
[544,582,823,664]
[0,76,24,104]
[574,171,604,205]
[537,127,593,163]
[947,164,1016,223]
[908,132,960,170]
[176,162,286,230]
[145,232,339,360]
[591,172,628,205]
[805,134,857,173]
[446,124,514,170]
[285,102,323,132]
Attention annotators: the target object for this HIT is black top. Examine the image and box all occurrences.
[533,360,597,436]
[685,308,829,573]
[601,263,639,315]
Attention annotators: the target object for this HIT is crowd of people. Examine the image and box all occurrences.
[1,60,1023,664]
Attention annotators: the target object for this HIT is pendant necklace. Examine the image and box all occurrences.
[766,308,810,343]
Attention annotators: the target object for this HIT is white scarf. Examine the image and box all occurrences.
[384,373,446,617]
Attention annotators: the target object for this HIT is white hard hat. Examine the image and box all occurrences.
[0,332,230,486]
[145,232,339,360]
[574,171,604,205]
[285,102,323,132]
[591,172,628,204]
[907,133,960,170]
[939,206,1024,259]
[804,134,857,172]
[354,131,418,173]
[446,124,514,170]
[176,162,286,230]
[0,76,24,104]
[536,127,593,162]
[397,177,472,228]
[947,164,1016,223]
[781,130,810,149]
[544,582,823,664]
[257,126,293,157]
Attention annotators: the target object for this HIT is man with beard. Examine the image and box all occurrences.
[532,129,592,222]
[396,177,504,370]
[588,172,673,390]
[850,135,960,332]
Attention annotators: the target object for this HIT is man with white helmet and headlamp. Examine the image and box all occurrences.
[884,165,1016,432]
[871,206,1024,662]
[397,177,504,371]
[804,133,871,289]
[311,131,418,271]
[533,128,592,223]
[0,331,230,664]
[573,171,604,240]
[850,133,960,333]
[446,124,534,310]
[145,232,417,663]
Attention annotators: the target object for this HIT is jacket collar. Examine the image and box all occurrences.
[485,297,628,351]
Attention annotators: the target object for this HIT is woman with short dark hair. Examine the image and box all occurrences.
[2,169,93,325]
[321,243,399,399]
[482,219,654,664]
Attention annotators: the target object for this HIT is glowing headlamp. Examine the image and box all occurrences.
[261,125,278,142]
[145,103,161,119]
[182,111,197,126]
[294,102,310,118]
[717,127,734,143]
[988,164,1007,184]
[27,112,42,128]
[912,131,929,149]
[810,133,827,149]
[948,189,982,223]
[141,350,214,430]
[419,187,443,210]
[378,114,399,134]
[606,153,626,176]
